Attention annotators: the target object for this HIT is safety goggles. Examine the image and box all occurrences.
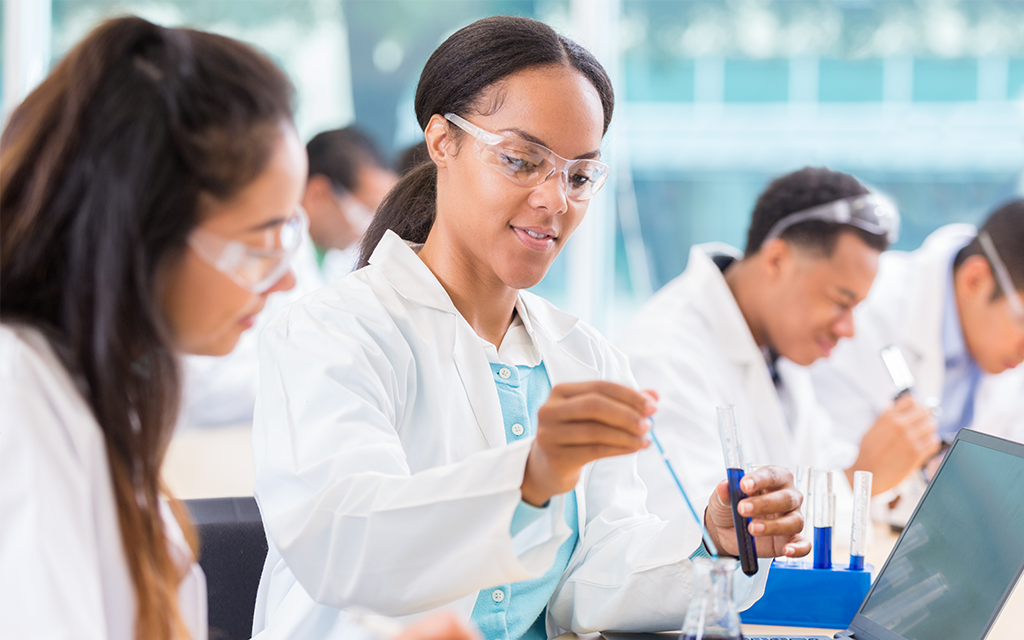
[188,206,308,294]
[762,193,901,246]
[444,112,610,201]
[978,230,1024,326]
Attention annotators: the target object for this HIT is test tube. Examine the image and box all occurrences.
[849,470,873,571]
[796,465,813,544]
[812,468,835,569]
[717,405,758,576]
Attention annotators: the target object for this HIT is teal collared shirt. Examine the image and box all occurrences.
[471,361,579,640]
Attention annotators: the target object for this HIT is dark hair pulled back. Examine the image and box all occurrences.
[358,15,614,268]
[745,167,889,257]
[0,16,293,640]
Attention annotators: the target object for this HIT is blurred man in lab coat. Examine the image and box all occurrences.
[618,168,940,530]
[302,126,397,283]
[811,200,1024,469]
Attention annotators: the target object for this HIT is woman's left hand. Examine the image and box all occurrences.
[704,465,810,559]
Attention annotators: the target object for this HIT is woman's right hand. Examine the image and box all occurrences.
[521,382,657,506]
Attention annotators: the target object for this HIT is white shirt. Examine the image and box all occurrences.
[250,231,768,640]
[617,244,857,535]
[0,324,207,640]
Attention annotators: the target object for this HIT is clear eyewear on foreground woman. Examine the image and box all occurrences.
[0,16,475,640]
[252,16,810,640]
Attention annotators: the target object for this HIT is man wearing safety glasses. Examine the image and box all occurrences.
[618,167,938,537]
[811,199,1024,524]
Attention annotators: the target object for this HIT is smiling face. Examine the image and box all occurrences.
[160,122,307,356]
[425,64,604,291]
[761,231,881,366]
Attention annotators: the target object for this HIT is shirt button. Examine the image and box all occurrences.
[491,589,505,603]
[498,367,511,379]
[511,423,524,437]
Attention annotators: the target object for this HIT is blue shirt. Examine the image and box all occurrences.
[470,361,579,640]
[939,252,983,439]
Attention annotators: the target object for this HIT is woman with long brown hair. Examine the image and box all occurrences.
[0,16,303,640]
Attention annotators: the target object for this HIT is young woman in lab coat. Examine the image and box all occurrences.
[252,16,809,640]
[0,16,474,640]
[0,16,301,640]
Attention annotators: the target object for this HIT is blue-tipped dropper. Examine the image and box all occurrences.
[648,419,718,557]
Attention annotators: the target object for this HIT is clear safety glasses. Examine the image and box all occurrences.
[188,206,308,294]
[763,193,901,246]
[444,112,610,201]
[978,230,1024,326]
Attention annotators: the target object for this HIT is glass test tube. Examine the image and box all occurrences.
[717,405,758,576]
[849,470,873,571]
[812,468,835,569]
[796,465,813,544]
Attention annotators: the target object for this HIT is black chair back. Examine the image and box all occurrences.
[186,496,268,640]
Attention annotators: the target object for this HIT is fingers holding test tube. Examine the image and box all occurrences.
[705,465,810,560]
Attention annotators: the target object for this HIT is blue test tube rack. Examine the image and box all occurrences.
[742,468,876,629]
[739,558,874,628]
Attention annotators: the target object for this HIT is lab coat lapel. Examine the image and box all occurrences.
[369,231,508,449]
[520,294,596,385]
[518,292,595,533]
[452,322,509,449]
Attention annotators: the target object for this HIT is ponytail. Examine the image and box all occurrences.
[357,160,437,268]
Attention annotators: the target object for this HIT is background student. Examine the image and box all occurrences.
[810,200,1024,520]
[617,168,939,526]
[252,15,808,640]
[303,125,398,283]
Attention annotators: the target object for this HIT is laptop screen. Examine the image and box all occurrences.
[856,431,1024,640]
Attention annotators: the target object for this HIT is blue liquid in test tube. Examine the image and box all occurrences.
[849,554,864,572]
[718,406,758,576]
[813,526,832,570]
[812,468,835,570]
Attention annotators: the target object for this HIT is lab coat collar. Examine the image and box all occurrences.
[368,230,582,347]
[686,243,763,366]
[368,230,594,447]
[898,224,976,389]
[517,291,580,344]
[368,230,459,315]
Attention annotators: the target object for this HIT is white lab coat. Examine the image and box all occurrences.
[250,231,768,640]
[810,224,1024,446]
[0,324,207,640]
[617,244,857,532]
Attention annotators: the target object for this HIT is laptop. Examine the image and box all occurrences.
[605,428,1024,640]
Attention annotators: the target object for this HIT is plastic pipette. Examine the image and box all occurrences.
[717,405,758,576]
[648,419,719,558]
[812,468,835,569]
[849,470,872,571]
